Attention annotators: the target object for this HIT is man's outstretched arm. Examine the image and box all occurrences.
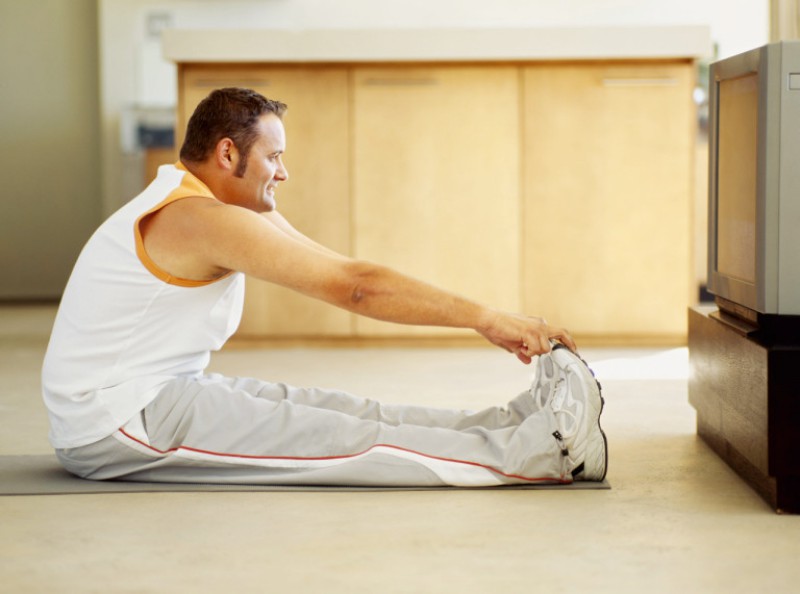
[156,198,575,362]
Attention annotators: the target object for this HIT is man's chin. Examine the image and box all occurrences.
[262,197,276,212]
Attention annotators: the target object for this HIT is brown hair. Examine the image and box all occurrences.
[179,88,287,176]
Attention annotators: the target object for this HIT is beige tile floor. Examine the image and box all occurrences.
[2,305,800,593]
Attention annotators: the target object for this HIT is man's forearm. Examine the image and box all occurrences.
[332,260,576,360]
[338,260,492,332]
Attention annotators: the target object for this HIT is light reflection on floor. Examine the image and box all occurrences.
[585,347,689,380]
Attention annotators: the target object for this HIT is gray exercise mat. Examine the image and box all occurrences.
[0,455,609,495]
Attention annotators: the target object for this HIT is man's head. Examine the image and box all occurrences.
[180,87,287,177]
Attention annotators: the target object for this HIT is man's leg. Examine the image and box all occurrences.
[200,373,541,431]
[56,349,606,486]
[57,373,570,487]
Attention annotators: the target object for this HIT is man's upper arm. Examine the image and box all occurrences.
[260,210,340,257]
[187,200,355,304]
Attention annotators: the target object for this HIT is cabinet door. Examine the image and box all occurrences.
[522,62,695,340]
[179,65,353,337]
[352,65,521,336]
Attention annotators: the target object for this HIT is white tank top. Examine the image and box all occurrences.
[42,163,245,448]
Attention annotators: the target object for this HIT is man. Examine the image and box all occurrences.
[42,88,606,486]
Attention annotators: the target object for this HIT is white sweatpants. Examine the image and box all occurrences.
[55,372,571,487]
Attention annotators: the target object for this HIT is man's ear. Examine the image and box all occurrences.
[215,138,239,172]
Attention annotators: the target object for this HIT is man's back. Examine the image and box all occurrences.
[42,164,244,450]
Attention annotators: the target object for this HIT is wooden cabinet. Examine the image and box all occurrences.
[522,62,695,339]
[689,306,800,513]
[176,59,696,343]
[351,65,521,336]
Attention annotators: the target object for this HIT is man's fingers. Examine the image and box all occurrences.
[548,327,576,352]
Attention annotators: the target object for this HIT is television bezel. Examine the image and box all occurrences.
[707,41,800,316]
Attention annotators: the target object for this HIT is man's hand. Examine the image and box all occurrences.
[476,310,577,364]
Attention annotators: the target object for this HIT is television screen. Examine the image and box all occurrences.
[716,73,758,285]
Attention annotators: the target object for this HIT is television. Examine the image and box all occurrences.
[707,40,800,319]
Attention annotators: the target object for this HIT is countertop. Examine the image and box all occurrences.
[163,26,712,63]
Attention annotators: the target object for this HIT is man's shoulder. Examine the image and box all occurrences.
[145,197,272,251]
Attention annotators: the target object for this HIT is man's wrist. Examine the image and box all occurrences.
[473,306,498,336]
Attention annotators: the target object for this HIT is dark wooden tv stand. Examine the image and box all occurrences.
[688,304,800,513]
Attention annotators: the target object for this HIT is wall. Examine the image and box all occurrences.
[0,0,102,300]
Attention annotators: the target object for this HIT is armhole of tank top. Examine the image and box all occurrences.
[134,194,234,288]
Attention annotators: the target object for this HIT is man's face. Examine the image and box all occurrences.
[230,113,288,212]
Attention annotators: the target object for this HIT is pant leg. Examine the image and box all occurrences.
[206,374,538,431]
[57,373,568,487]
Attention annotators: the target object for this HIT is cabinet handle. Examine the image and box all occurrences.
[193,79,270,88]
[601,78,678,88]
[361,78,439,87]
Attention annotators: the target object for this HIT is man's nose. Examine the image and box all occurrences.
[277,160,289,182]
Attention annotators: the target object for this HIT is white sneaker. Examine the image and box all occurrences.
[548,345,607,481]
[529,351,559,410]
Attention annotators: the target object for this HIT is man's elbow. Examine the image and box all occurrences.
[337,260,383,311]
[349,284,366,305]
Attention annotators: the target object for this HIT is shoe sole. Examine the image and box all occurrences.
[551,345,608,481]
